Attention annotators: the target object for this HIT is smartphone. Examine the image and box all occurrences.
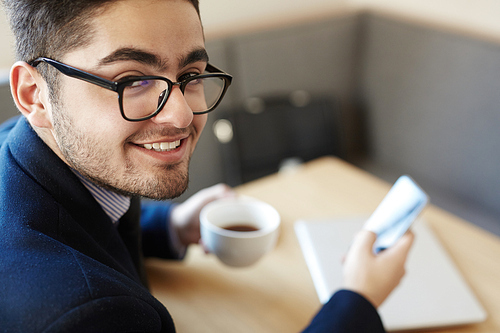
[363,175,429,253]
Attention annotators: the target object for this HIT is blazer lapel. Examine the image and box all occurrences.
[7,118,144,285]
[117,196,149,289]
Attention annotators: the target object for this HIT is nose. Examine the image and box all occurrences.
[150,85,193,128]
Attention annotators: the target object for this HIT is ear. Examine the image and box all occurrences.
[10,61,53,129]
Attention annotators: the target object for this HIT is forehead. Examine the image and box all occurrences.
[64,0,204,68]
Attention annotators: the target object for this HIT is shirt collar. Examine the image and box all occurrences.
[72,170,131,224]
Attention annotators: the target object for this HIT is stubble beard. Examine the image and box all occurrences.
[51,105,190,200]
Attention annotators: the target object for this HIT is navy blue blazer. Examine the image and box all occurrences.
[0,117,384,332]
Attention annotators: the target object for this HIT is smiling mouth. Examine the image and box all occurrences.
[140,140,181,152]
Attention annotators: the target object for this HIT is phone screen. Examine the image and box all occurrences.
[363,175,429,253]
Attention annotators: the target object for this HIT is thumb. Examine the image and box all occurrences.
[350,229,378,256]
[181,183,234,213]
[382,231,415,260]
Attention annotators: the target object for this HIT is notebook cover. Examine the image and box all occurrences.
[294,218,487,331]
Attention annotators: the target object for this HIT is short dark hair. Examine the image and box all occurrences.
[2,0,200,63]
[2,0,200,98]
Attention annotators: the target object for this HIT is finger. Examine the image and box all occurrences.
[393,231,414,253]
[382,230,415,261]
[200,183,235,204]
[199,239,210,254]
[350,229,377,256]
[182,184,234,214]
[216,183,236,199]
[208,183,233,196]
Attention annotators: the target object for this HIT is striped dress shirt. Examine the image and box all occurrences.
[72,169,186,258]
[73,170,130,224]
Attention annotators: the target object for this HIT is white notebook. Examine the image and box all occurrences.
[295,217,487,332]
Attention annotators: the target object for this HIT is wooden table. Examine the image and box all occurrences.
[146,157,500,332]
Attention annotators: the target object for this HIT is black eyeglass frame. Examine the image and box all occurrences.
[30,57,233,121]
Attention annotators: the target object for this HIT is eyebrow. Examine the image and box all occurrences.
[97,47,209,71]
[179,48,209,69]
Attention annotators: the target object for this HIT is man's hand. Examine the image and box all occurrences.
[341,229,414,308]
[170,183,235,247]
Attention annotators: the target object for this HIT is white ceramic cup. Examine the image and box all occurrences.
[200,197,280,267]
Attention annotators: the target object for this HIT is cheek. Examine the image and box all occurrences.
[61,78,120,120]
[60,81,134,139]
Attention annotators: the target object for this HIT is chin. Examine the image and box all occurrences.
[133,164,190,200]
[144,178,189,200]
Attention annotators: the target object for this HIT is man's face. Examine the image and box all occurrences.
[48,0,207,199]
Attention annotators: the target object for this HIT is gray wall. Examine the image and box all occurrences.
[359,13,500,218]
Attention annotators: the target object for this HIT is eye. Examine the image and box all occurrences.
[185,78,203,87]
[129,79,151,88]
[121,79,155,92]
[122,78,156,97]
[178,72,199,82]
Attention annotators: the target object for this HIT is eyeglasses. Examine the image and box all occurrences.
[30,57,232,122]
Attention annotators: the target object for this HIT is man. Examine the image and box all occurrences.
[0,0,413,332]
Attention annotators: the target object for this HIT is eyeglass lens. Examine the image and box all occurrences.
[122,77,226,120]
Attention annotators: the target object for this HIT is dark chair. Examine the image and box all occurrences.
[213,91,342,185]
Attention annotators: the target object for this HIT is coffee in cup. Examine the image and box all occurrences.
[200,197,280,267]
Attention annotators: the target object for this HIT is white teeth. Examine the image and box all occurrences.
[142,140,181,152]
